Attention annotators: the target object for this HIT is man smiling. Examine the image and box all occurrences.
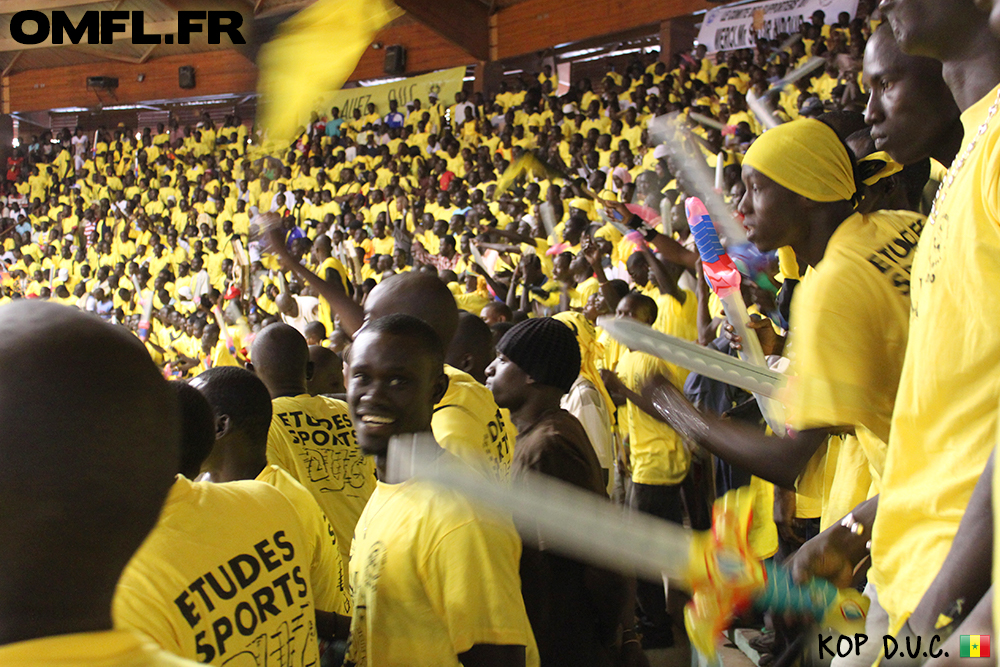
[343,314,537,667]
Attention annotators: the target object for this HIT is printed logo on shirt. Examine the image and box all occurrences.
[865,216,924,298]
[275,409,368,494]
[172,530,315,664]
[488,408,512,467]
[344,541,387,667]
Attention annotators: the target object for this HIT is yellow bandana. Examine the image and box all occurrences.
[742,119,900,204]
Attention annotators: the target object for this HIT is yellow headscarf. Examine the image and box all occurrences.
[553,312,616,421]
[743,118,901,203]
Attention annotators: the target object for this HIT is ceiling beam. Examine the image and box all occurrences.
[1,51,24,77]
[2,0,109,12]
[393,0,489,61]
[137,42,157,63]
[0,19,178,52]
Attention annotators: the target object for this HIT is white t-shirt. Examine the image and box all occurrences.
[71,134,89,157]
[560,377,614,470]
[281,294,319,334]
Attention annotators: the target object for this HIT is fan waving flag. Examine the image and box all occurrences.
[257,0,403,146]
[961,635,991,657]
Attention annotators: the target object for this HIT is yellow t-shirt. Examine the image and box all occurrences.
[748,474,778,560]
[370,235,395,257]
[266,394,376,568]
[433,365,516,485]
[454,291,492,315]
[616,349,691,485]
[114,477,334,665]
[256,464,351,615]
[0,630,205,666]
[345,478,539,667]
[871,84,1000,633]
[575,276,601,308]
[652,290,698,344]
[786,211,921,447]
[785,210,923,528]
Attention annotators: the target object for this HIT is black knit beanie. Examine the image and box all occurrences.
[496,317,581,393]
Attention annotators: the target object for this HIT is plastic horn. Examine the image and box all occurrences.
[686,197,786,435]
[648,113,747,246]
[689,112,726,131]
[767,56,826,93]
[539,201,557,239]
[596,316,786,399]
[469,240,493,279]
[746,90,781,131]
[660,196,673,235]
[768,33,803,62]
[387,435,868,659]
[131,277,154,343]
[231,238,251,294]
[715,152,725,192]
[387,433,694,583]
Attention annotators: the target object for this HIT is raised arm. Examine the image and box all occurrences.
[617,372,829,489]
[580,235,623,312]
[602,199,699,271]
[491,226,531,245]
[638,243,685,305]
[473,263,510,301]
[263,221,364,335]
[475,241,523,254]
[506,262,523,311]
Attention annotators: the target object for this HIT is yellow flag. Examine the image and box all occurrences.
[257,0,403,146]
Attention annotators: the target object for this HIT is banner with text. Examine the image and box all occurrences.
[696,0,859,52]
[320,66,466,121]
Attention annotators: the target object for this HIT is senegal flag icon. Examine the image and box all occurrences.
[961,635,991,658]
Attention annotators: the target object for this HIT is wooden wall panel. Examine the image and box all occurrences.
[495,0,713,59]
[347,21,473,82]
[6,50,257,113]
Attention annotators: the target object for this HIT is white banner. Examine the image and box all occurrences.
[696,0,859,52]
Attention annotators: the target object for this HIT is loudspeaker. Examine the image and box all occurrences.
[384,45,406,75]
[86,76,119,90]
[179,66,195,89]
